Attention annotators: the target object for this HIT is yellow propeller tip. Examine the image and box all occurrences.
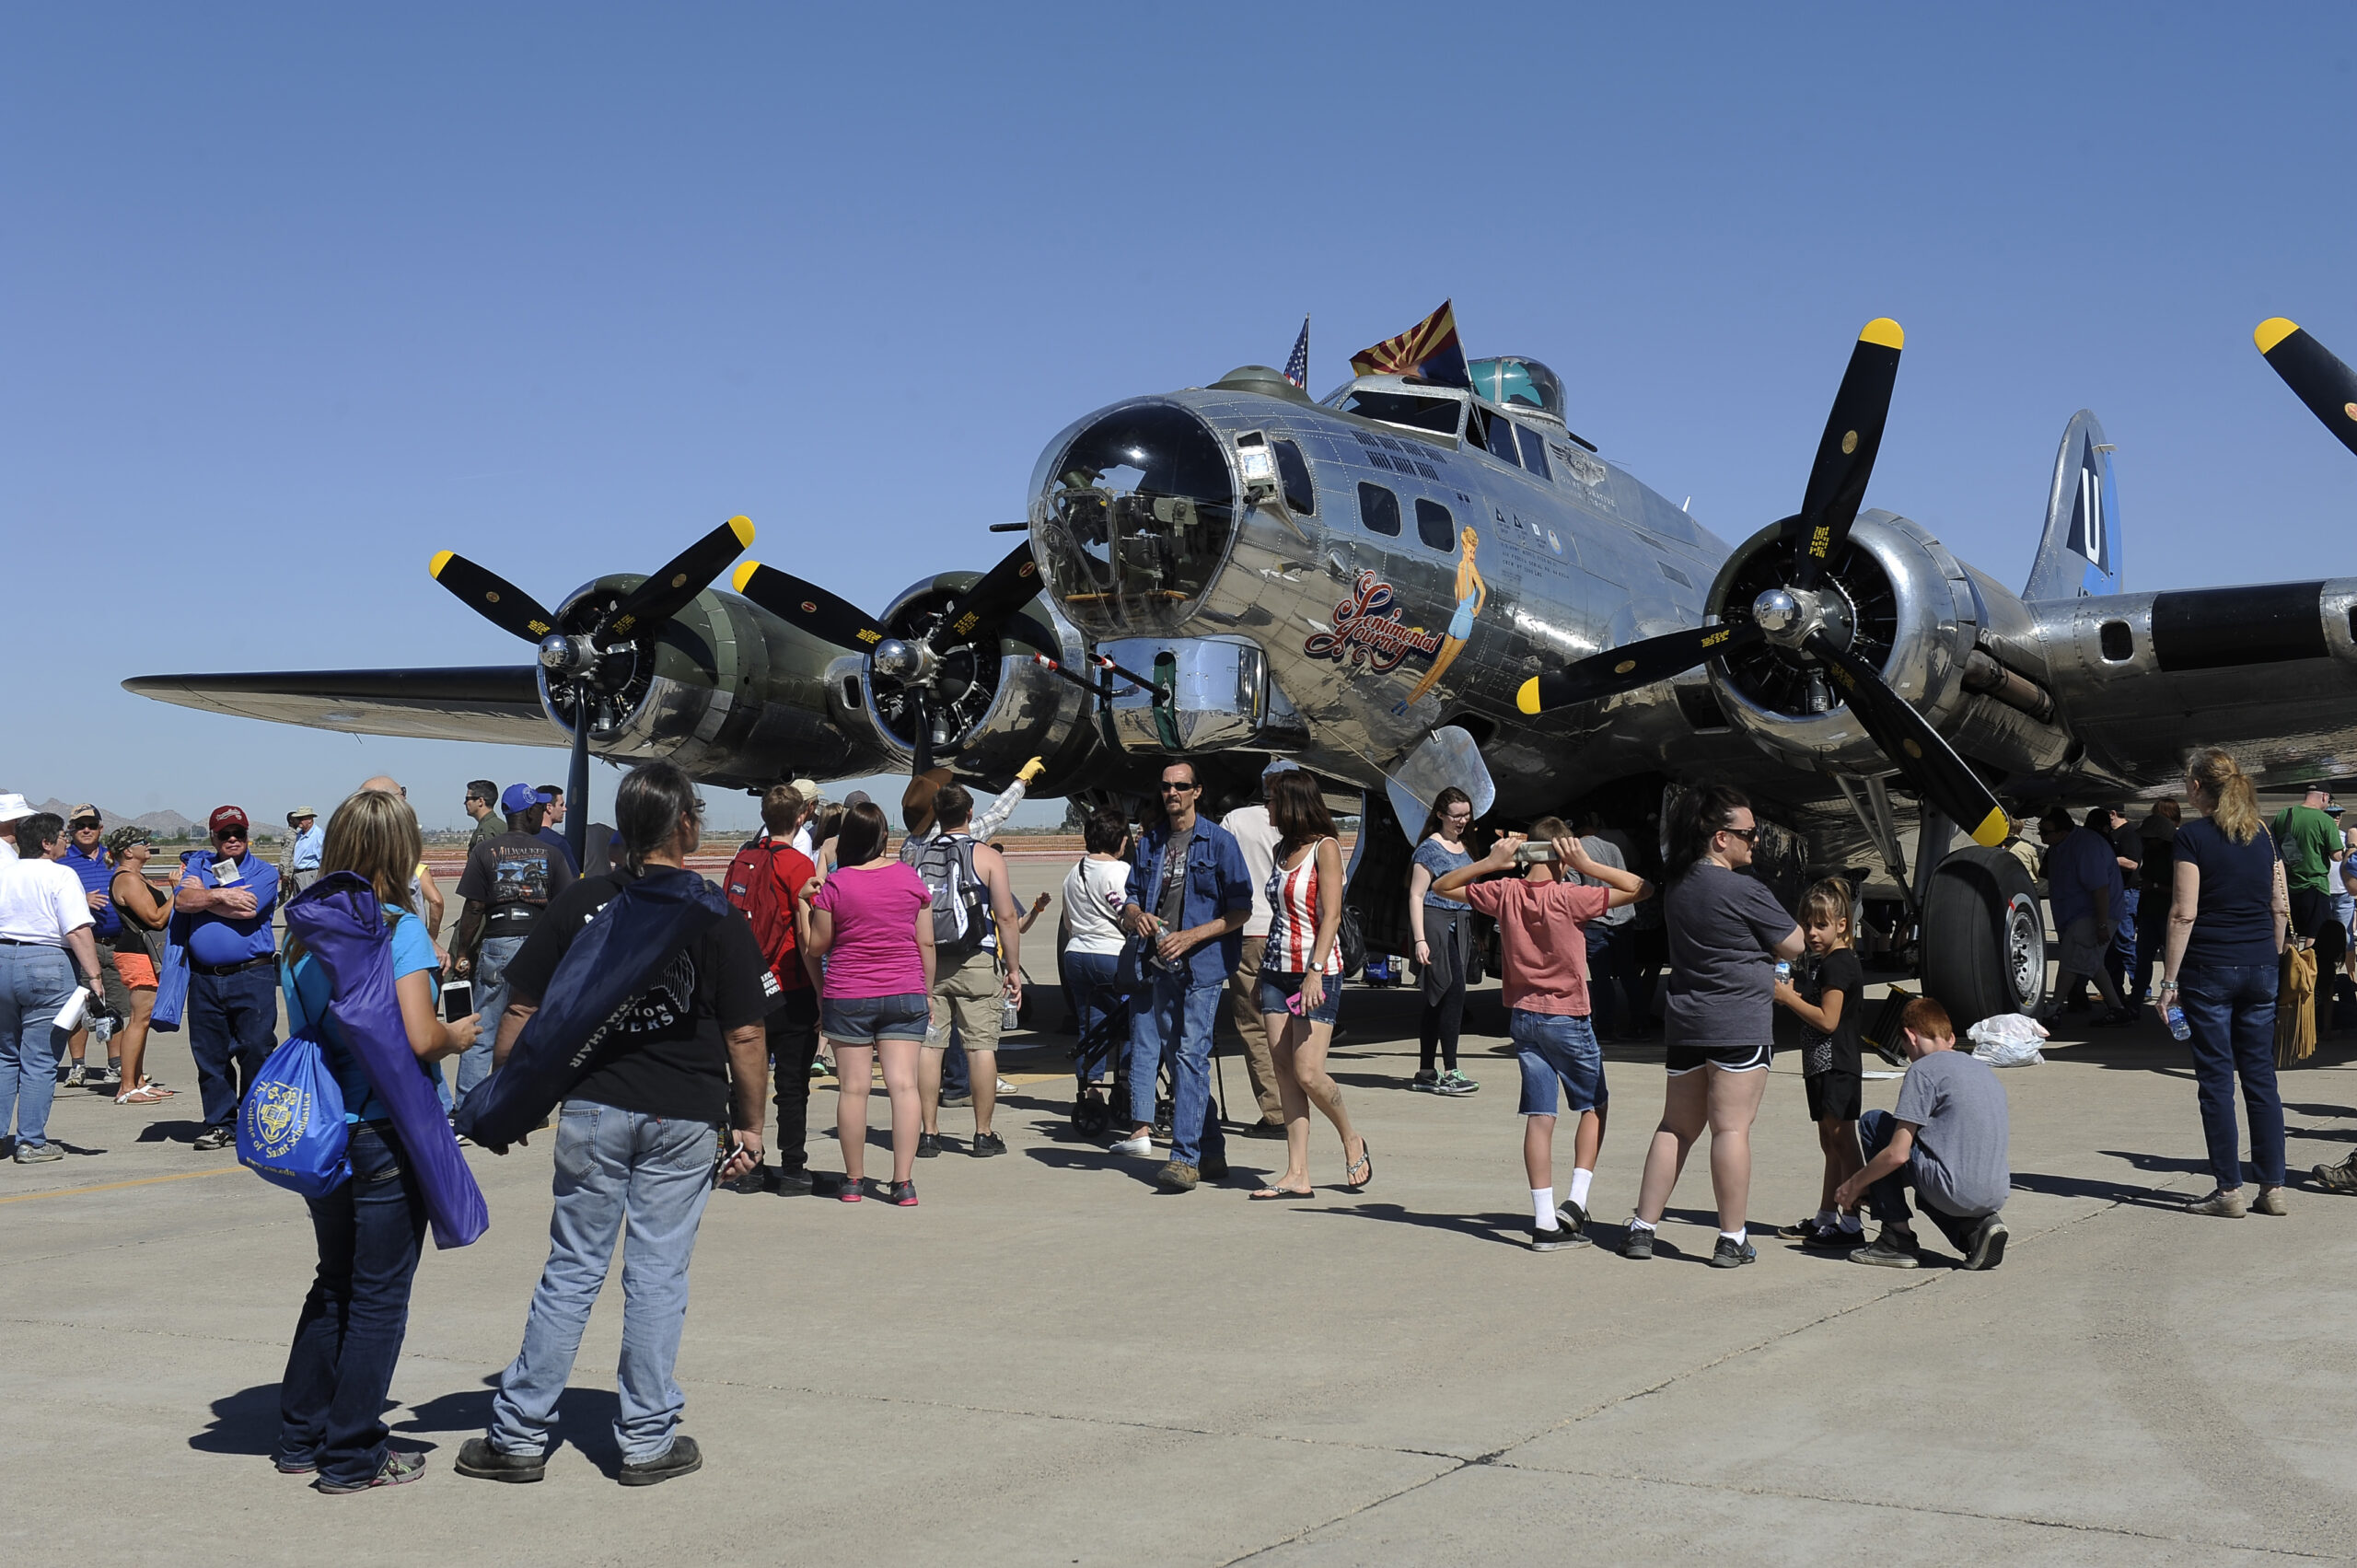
[1515,678,1544,715]
[1858,317,1904,351]
[2255,317,2302,354]
[730,560,761,592]
[727,515,755,547]
[428,550,454,578]
[1968,807,2010,848]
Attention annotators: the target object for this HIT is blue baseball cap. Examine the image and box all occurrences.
[500,783,554,814]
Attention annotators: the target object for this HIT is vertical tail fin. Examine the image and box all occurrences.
[2023,410,2123,599]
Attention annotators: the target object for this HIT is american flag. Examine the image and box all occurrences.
[1348,299,1469,388]
[1283,315,1310,389]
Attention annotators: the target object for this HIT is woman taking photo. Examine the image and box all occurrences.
[103,827,175,1105]
[1407,785,1479,1096]
[1061,805,1132,1132]
[2157,747,2291,1216]
[275,788,479,1493]
[1622,785,1804,1267]
[1250,770,1369,1198]
[807,801,935,1206]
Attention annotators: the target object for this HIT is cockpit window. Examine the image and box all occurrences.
[1515,424,1550,479]
[1036,405,1237,633]
[1475,409,1519,468]
[1358,482,1401,537]
[1335,389,1464,438]
[1273,439,1315,516]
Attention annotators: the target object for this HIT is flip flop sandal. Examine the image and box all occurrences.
[1343,1139,1374,1191]
[1248,1185,1315,1201]
[116,1084,172,1105]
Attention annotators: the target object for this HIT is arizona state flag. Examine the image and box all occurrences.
[1349,299,1469,388]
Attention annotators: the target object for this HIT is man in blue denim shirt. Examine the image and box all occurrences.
[1120,761,1253,1191]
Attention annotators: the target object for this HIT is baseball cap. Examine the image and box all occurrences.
[209,806,250,835]
[67,803,101,824]
[104,825,151,855]
[0,793,28,824]
[500,783,553,815]
[791,776,820,802]
[842,790,872,809]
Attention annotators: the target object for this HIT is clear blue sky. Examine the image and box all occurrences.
[7,5,2352,830]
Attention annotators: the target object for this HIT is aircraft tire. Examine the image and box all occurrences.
[1921,846,2047,1030]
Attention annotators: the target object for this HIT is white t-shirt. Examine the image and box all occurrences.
[1223,804,1283,937]
[0,857,95,946]
[0,839,17,861]
[1578,834,1633,928]
[1062,857,1132,956]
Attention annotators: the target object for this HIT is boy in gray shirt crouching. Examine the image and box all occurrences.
[1837,996,2011,1271]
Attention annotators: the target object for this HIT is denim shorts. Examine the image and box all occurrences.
[819,993,931,1045]
[1512,1009,1607,1116]
[1257,970,1342,1026]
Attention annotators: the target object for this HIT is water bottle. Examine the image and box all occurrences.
[2165,1004,2190,1041]
[1774,960,1792,983]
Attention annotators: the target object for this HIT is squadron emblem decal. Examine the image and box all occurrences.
[1304,571,1443,674]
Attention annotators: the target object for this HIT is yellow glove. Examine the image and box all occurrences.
[1016,756,1046,784]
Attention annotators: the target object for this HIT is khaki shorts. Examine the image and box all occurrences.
[925,948,1004,1053]
[2059,914,2115,975]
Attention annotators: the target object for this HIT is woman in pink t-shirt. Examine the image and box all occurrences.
[807,802,935,1206]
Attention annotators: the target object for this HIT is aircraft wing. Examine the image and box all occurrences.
[122,666,557,748]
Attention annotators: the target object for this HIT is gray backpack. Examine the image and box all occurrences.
[911,833,993,959]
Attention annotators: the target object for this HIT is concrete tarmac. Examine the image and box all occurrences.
[6,957,2357,1563]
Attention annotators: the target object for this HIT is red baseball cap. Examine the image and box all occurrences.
[209,806,250,835]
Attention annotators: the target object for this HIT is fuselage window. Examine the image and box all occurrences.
[1414,497,1456,552]
[1273,440,1315,516]
[1515,424,1550,479]
[1358,482,1401,537]
[1338,389,1465,437]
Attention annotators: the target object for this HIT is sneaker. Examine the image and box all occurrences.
[1529,1225,1590,1251]
[1200,1155,1229,1182]
[1777,1214,1830,1240]
[1555,1198,1589,1237]
[1962,1214,2010,1271]
[1109,1132,1155,1156]
[2188,1187,2248,1218]
[1709,1236,1758,1269]
[1434,1069,1480,1097]
[815,1172,863,1202]
[454,1437,546,1484]
[618,1435,702,1488]
[1409,1069,1441,1093]
[64,1063,85,1088]
[94,1064,122,1089]
[772,1165,814,1194]
[271,1451,317,1475]
[994,1076,1015,1092]
[915,1132,943,1159]
[2095,1006,2140,1029]
[2314,1156,2357,1192]
[13,1142,61,1164]
[315,1446,428,1494]
[192,1126,234,1152]
[1620,1224,1655,1260]
[971,1132,1007,1158]
[886,1179,919,1207]
[1155,1160,1200,1192]
[940,1091,973,1108]
[1812,1222,1865,1250]
[1239,1121,1288,1140]
[1849,1230,1922,1269]
[2254,1186,2289,1216]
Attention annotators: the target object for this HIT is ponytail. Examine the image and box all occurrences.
[1666,784,1750,882]
[2186,746,2261,844]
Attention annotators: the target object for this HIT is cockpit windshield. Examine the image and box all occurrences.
[1330,389,1466,438]
[1035,404,1237,634]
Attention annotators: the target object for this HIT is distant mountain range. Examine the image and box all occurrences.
[30,798,202,836]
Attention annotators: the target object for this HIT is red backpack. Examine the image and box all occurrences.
[725,837,809,987]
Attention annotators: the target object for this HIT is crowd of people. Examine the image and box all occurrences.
[0,736,2347,1492]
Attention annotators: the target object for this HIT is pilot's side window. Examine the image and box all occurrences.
[1274,440,1315,516]
[1515,424,1550,479]
[1478,409,1521,468]
[1414,497,1455,551]
[1357,482,1401,537]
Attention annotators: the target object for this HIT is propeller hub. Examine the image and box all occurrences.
[1752,588,1800,635]
[1751,584,1854,653]
[538,633,598,678]
[873,638,935,683]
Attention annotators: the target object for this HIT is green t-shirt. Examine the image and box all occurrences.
[2270,805,2341,894]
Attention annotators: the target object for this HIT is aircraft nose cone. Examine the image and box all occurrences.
[874,638,920,679]
[1753,588,1800,634]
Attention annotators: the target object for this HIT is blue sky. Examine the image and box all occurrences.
[7,5,2352,829]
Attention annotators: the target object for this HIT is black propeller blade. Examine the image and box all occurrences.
[730,562,888,653]
[1782,317,1904,588]
[1516,623,1764,715]
[428,552,559,645]
[930,542,1041,649]
[1805,632,2006,847]
[2256,317,2357,458]
[601,515,756,640]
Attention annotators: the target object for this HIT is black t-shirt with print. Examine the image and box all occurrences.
[1800,947,1865,1078]
[455,830,576,936]
[502,866,778,1125]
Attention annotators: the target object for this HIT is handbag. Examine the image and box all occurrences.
[237,1034,350,1198]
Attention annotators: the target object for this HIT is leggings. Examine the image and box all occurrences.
[1420,905,1469,1073]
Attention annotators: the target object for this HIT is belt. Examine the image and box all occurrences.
[0,937,61,947]
[192,955,275,977]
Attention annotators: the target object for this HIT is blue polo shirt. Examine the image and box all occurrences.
[290,822,325,871]
[535,825,580,874]
[2048,826,2125,930]
[180,851,282,967]
[1126,816,1254,986]
[64,842,121,939]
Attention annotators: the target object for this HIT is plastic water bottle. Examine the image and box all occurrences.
[1774,960,1792,982]
[2165,1004,2190,1041]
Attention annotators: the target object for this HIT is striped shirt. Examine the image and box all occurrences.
[1264,840,1341,975]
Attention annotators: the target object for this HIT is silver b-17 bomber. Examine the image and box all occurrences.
[129,304,2357,1027]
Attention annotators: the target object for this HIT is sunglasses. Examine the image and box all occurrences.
[70,819,101,830]
[1720,825,1759,842]
[1159,783,1198,793]
[215,829,248,841]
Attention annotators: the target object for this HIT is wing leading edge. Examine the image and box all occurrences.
[122,666,555,748]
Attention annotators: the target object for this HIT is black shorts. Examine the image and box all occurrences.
[1665,1041,1772,1076]
[1805,1070,1862,1122]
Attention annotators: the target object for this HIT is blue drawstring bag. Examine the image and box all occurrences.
[237,1034,350,1197]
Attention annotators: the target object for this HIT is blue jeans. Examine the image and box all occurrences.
[1859,1109,1986,1252]
[188,963,277,1131]
[1128,967,1224,1167]
[276,1123,427,1487]
[489,1102,719,1463]
[1064,948,1125,1086]
[457,934,527,1099]
[2105,889,2139,1002]
[2178,962,2286,1189]
[0,943,74,1147]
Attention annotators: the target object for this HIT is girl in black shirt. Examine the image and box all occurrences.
[1773,878,1865,1247]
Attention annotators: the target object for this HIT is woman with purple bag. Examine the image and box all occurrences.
[273,789,479,1493]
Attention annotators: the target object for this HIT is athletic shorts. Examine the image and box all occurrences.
[114,950,157,990]
[1805,1069,1862,1122]
[925,948,1005,1052]
[821,993,932,1046]
[1665,1041,1773,1075]
[1257,970,1342,1026]
[1512,1009,1607,1115]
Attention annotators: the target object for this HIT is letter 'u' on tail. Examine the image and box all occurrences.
[2021,410,2122,601]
